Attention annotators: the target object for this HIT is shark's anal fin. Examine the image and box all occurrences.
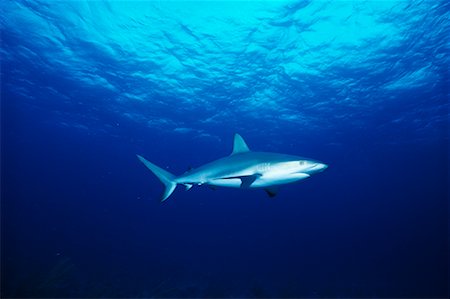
[264,187,279,198]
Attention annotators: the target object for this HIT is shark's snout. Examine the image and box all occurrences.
[308,162,328,174]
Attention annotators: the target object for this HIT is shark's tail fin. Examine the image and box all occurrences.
[136,154,177,202]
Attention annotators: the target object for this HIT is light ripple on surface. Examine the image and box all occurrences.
[2,0,448,143]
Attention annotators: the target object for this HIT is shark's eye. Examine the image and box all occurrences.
[299,161,305,165]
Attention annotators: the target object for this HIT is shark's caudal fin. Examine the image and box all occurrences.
[136,155,177,202]
[231,134,250,155]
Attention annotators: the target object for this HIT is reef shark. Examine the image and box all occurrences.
[137,134,328,201]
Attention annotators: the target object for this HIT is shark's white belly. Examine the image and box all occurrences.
[209,172,310,188]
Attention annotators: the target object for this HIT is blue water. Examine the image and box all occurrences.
[1,0,448,297]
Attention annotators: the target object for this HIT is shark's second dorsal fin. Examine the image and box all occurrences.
[231,134,250,155]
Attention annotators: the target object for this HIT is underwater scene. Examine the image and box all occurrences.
[1,0,448,298]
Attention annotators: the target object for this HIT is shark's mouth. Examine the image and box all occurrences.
[304,163,328,174]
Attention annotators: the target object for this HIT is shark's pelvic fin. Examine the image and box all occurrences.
[136,154,177,202]
[231,133,250,155]
[264,187,279,198]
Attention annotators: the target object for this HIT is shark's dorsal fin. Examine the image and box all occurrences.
[231,134,250,155]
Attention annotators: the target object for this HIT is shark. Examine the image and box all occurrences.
[137,134,328,201]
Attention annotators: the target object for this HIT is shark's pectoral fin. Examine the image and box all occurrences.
[219,174,261,188]
[239,175,259,188]
[264,187,279,198]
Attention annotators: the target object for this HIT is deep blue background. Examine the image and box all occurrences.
[1,0,449,298]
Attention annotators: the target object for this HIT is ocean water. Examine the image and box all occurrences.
[1,0,448,298]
